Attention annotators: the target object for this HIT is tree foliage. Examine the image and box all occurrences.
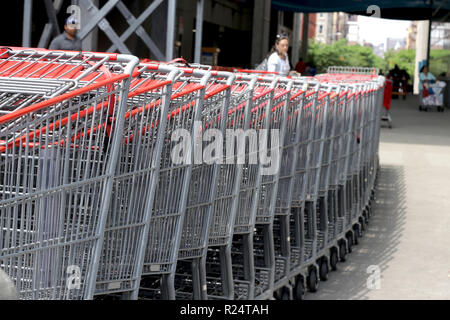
[307,39,385,73]
[307,40,450,82]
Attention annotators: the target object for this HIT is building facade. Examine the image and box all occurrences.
[314,12,349,44]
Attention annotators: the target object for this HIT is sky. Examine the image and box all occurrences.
[357,16,412,48]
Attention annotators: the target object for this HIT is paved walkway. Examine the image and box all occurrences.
[307,95,450,300]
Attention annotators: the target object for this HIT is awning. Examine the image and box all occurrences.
[271,0,450,21]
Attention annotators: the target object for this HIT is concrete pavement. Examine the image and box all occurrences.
[307,95,450,300]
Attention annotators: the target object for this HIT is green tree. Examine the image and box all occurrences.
[306,40,450,82]
[307,39,386,73]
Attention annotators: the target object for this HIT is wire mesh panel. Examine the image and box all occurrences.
[274,83,309,272]
[94,63,179,298]
[332,89,351,236]
[0,58,136,300]
[138,72,209,300]
[316,90,340,247]
[177,74,233,260]
[305,89,330,254]
[253,79,292,298]
[289,86,319,263]
[228,77,278,300]
[174,71,235,300]
[203,75,258,300]
[0,48,138,300]
[327,66,379,75]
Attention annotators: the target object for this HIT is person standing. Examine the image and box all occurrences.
[48,17,82,51]
[266,34,291,76]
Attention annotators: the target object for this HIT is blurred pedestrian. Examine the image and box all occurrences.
[49,17,82,51]
[266,34,291,76]
[295,58,306,74]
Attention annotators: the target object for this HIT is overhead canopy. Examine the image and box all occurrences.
[272,0,450,21]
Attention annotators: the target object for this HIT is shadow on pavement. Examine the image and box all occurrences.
[306,164,407,300]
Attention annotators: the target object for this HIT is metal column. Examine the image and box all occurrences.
[292,12,301,67]
[22,0,33,47]
[300,13,309,60]
[44,0,61,37]
[250,0,271,68]
[194,0,204,64]
[166,0,177,61]
[414,20,430,94]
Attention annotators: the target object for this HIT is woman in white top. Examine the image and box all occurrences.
[267,34,291,76]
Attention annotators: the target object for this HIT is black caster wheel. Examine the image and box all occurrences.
[307,267,318,293]
[339,241,347,262]
[330,249,338,271]
[346,233,353,253]
[294,277,305,300]
[419,105,422,111]
[281,287,290,300]
[319,258,329,281]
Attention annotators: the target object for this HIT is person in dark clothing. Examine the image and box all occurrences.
[295,58,306,74]
[388,64,406,99]
[49,17,82,51]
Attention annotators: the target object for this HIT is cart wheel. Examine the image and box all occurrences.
[403,94,406,100]
[419,105,422,111]
[339,241,347,262]
[330,249,338,271]
[281,287,290,300]
[307,267,318,293]
[294,277,305,300]
[319,258,329,281]
[388,123,392,129]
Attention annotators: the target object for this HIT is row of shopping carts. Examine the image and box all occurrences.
[0,47,384,300]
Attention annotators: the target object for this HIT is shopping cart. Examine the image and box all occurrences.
[136,67,211,300]
[172,69,236,300]
[0,47,138,299]
[0,48,386,300]
[272,79,311,299]
[229,75,291,300]
[94,63,181,299]
[252,77,293,300]
[204,74,258,300]
[419,81,446,112]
